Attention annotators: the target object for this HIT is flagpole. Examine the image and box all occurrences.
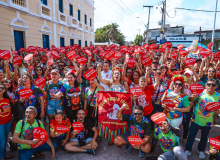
[211,0,218,50]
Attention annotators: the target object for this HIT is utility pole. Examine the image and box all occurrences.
[137,29,141,36]
[143,5,153,44]
[211,0,218,50]
[163,0,166,37]
[199,27,201,43]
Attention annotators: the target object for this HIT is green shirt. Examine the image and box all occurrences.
[44,80,63,100]
[192,89,220,127]
[122,114,151,138]
[14,119,44,149]
[153,127,180,153]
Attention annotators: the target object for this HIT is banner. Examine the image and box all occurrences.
[98,91,132,142]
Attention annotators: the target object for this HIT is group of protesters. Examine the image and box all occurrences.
[0,42,220,160]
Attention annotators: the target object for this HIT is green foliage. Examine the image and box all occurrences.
[95,23,125,46]
[134,34,143,45]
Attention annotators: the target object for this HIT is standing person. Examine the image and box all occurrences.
[33,66,44,79]
[12,106,56,160]
[113,105,151,158]
[58,61,66,78]
[65,109,98,155]
[43,69,63,121]
[15,72,45,120]
[2,78,15,101]
[100,61,112,91]
[49,109,71,151]
[161,75,190,128]
[151,121,187,160]
[185,79,220,159]
[0,83,14,160]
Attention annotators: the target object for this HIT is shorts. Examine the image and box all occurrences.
[46,100,63,115]
[70,137,93,146]
[120,132,130,145]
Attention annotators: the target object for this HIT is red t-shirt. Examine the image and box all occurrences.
[0,98,12,125]
[136,84,154,116]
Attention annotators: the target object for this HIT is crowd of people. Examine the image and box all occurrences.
[0,43,220,160]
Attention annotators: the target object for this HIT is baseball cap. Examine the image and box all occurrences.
[51,69,59,74]
[184,69,193,76]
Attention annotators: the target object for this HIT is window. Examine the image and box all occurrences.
[41,0,47,5]
[60,37,65,47]
[85,41,87,46]
[14,30,24,55]
[78,40,81,47]
[90,18,92,27]
[69,4,73,16]
[78,10,80,21]
[70,39,74,46]
[43,35,50,49]
[90,41,92,46]
[59,0,63,13]
[85,15,87,24]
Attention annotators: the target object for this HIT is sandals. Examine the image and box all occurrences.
[182,139,187,146]
[33,153,45,159]
[97,137,102,143]
[4,155,14,159]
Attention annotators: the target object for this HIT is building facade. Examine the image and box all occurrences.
[0,0,95,52]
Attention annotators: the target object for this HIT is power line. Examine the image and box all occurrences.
[175,7,220,12]
[112,0,134,18]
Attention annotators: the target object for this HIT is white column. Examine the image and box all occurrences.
[53,0,56,20]
[53,23,57,47]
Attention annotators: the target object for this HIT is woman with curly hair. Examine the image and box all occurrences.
[161,75,190,128]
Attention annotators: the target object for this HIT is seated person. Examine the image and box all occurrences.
[151,120,187,160]
[12,106,56,160]
[209,135,220,160]
[65,109,98,155]
[50,109,71,151]
[113,104,151,158]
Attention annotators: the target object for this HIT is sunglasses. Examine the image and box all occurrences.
[36,69,42,71]
[157,55,161,56]
[0,86,6,90]
[161,67,167,69]
[4,81,11,84]
[174,82,183,87]
[207,83,216,87]
[157,72,162,75]
[134,113,142,116]
[65,69,70,71]
[208,70,215,73]
[127,72,132,74]
[59,65,64,67]
[153,62,158,65]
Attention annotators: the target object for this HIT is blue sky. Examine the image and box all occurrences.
[94,0,220,41]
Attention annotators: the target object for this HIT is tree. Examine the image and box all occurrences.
[95,23,125,46]
[134,34,143,46]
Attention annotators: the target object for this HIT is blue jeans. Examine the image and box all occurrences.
[182,107,193,139]
[185,122,211,152]
[0,120,12,159]
[19,142,57,160]
[51,135,67,151]
[46,100,63,115]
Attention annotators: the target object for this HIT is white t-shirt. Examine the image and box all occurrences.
[101,70,112,91]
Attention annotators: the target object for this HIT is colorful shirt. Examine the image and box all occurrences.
[192,90,220,127]
[84,87,100,107]
[164,89,190,119]
[44,80,63,100]
[109,85,125,92]
[209,135,220,158]
[152,79,168,104]
[122,114,151,138]
[153,127,180,153]
[0,98,13,125]
[14,119,44,149]
[50,117,71,138]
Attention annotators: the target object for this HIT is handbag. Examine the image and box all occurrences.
[152,79,162,108]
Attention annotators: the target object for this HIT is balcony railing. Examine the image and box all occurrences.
[90,27,94,33]
[84,24,89,33]
[78,21,83,31]
[7,0,29,12]
[68,15,78,29]
[58,11,67,25]
[12,0,25,7]
[38,1,51,19]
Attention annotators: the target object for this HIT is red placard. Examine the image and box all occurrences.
[150,44,159,49]
[41,55,47,62]
[51,51,60,59]
[77,57,87,66]
[0,50,11,60]
[66,50,76,60]
[180,50,188,57]
[171,51,177,59]
[55,126,70,133]
[125,53,129,63]
[46,51,51,57]
[93,49,98,54]
[127,58,136,68]
[31,127,48,148]
[24,54,33,61]
[177,44,184,50]
[205,102,220,112]
[165,42,172,48]
[104,50,115,60]
[28,46,36,52]
[35,77,46,88]
[128,136,143,146]
[18,88,33,99]
[84,69,96,80]
[141,57,151,66]
[30,65,33,72]
[209,138,220,150]
[161,44,167,50]
[84,50,91,57]
[163,100,176,108]
[12,55,22,66]
[214,51,220,62]
[12,51,18,55]
[151,112,166,126]
[207,42,213,49]
[184,58,196,67]
[34,51,38,57]
[127,49,133,55]
[48,58,53,66]
[199,49,211,58]
[130,87,144,97]
[114,52,122,60]
[143,44,149,50]
[19,48,26,53]
[189,83,204,95]
[60,47,66,54]
[72,122,84,133]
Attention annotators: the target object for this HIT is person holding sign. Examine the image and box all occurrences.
[113,104,151,158]
[12,106,56,160]
[185,79,220,159]
[65,109,98,155]
[50,109,71,151]
[209,135,220,160]
[150,121,187,160]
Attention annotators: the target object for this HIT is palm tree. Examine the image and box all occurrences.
[105,23,119,42]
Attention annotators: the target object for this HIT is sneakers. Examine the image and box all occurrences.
[86,149,95,155]
[139,148,145,158]
[198,151,205,159]
[125,145,132,154]
[184,150,191,157]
